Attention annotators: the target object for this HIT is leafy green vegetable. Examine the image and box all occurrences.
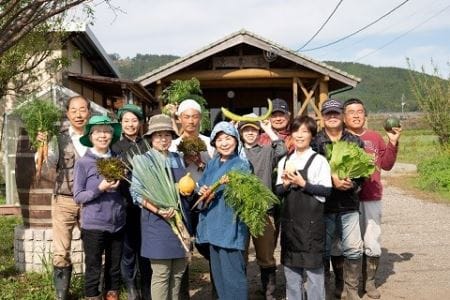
[160,78,211,132]
[223,170,279,237]
[326,141,375,179]
[14,98,62,149]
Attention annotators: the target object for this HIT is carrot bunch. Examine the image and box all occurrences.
[14,98,62,180]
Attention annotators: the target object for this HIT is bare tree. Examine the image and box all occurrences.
[408,59,450,146]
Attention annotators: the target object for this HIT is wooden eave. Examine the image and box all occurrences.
[65,72,156,105]
[137,30,361,89]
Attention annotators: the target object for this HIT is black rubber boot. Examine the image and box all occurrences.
[344,258,362,300]
[53,265,72,300]
[331,255,345,299]
[260,266,277,300]
[179,265,190,300]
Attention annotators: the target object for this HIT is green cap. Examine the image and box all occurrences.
[117,104,144,121]
[80,115,122,147]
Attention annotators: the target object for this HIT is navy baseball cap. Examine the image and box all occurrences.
[321,99,343,114]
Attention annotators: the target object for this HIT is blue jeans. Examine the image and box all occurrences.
[284,265,325,300]
[209,245,248,300]
[324,211,363,260]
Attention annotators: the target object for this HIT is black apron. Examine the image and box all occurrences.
[280,153,325,269]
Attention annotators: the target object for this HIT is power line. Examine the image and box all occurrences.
[315,0,445,60]
[296,0,344,51]
[302,0,411,52]
[355,3,450,62]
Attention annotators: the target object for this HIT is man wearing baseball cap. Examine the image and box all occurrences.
[311,98,365,300]
[259,98,293,150]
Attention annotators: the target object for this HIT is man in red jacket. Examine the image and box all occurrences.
[343,98,402,299]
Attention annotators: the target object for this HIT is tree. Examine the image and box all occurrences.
[408,59,450,146]
[0,1,119,100]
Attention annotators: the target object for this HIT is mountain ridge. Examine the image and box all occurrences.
[110,54,419,112]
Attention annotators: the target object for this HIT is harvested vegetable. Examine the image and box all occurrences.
[221,99,272,122]
[177,136,207,171]
[384,116,401,133]
[178,173,196,196]
[284,160,297,174]
[128,148,191,252]
[160,78,211,132]
[96,157,126,182]
[193,170,279,237]
[14,98,62,179]
[326,141,375,179]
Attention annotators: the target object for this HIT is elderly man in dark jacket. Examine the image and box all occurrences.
[311,99,365,300]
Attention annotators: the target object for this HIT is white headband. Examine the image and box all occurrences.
[176,99,202,116]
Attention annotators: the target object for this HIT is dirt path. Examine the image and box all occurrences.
[189,164,450,299]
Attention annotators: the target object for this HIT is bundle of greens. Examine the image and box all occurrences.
[96,157,126,181]
[193,170,279,237]
[160,78,211,132]
[326,141,376,179]
[14,98,62,179]
[177,136,208,171]
[128,148,190,252]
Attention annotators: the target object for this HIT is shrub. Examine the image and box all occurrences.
[417,152,450,192]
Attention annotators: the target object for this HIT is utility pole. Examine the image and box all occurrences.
[401,93,406,119]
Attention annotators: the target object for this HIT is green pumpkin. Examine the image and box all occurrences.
[384,116,401,133]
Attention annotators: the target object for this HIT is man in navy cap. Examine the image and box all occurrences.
[312,99,365,300]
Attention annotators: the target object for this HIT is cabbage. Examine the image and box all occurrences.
[326,141,376,179]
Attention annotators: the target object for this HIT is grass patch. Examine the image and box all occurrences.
[387,174,450,204]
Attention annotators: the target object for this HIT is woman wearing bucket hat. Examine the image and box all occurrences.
[196,121,251,300]
[112,104,152,300]
[73,115,125,300]
[131,114,192,300]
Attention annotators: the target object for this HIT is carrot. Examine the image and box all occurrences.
[191,175,229,209]
[42,139,48,164]
[35,142,44,180]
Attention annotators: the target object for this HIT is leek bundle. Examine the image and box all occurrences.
[128,148,191,252]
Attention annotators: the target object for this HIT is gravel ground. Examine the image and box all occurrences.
[190,164,450,299]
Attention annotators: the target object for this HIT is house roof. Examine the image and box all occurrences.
[65,72,155,105]
[67,24,120,78]
[137,29,361,88]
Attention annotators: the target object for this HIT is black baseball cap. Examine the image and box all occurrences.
[272,98,289,114]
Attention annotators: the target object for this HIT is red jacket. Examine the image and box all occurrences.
[359,130,398,201]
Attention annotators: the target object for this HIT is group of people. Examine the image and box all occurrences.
[41,94,401,300]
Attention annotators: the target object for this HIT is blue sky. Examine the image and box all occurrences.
[87,0,450,75]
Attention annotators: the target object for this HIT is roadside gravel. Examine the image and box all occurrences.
[190,163,450,299]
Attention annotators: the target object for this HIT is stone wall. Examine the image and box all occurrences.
[14,225,85,274]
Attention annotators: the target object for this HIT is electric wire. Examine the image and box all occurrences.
[355,3,450,62]
[296,0,344,51]
[315,0,446,60]
[302,0,411,52]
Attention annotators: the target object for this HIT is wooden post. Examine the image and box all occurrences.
[297,78,320,116]
[292,77,298,116]
[155,80,163,109]
[318,76,329,128]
